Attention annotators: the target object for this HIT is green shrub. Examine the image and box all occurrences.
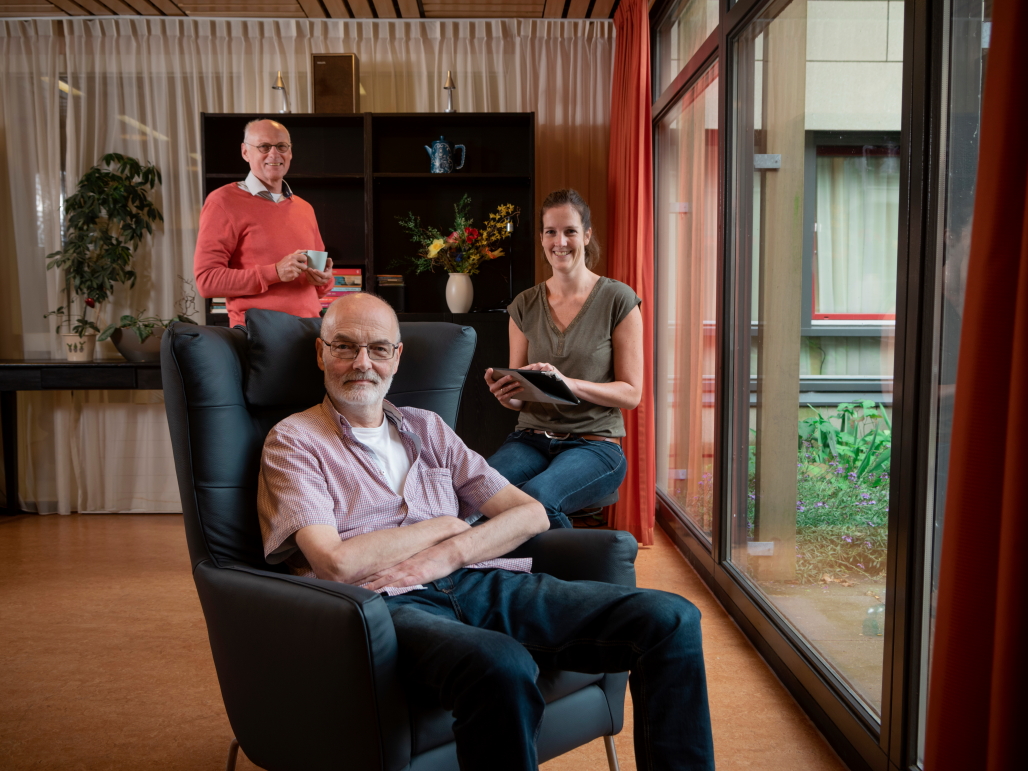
[742,401,892,583]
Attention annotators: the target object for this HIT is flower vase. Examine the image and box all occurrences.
[446,272,473,314]
[62,333,96,362]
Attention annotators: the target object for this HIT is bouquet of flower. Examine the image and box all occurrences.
[396,194,519,275]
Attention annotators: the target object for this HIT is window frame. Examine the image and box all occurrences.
[804,131,902,331]
[649,1,946,769]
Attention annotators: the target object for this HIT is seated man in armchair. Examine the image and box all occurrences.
[257,292,715,771]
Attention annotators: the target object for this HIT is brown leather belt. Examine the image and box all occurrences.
[524,428,621,445]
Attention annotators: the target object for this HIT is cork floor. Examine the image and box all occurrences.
[0,514,847,770]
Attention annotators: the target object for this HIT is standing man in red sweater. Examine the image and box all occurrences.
[194,118,334,327]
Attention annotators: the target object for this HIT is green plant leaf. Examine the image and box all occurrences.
[867,447,891,476]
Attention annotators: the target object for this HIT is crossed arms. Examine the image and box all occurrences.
[295,485,548,592]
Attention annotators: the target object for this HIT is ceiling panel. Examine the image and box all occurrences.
[370,0,395,18]
[46,0,90,15]
[396,0,419,18]
[568,0,594,18]
[347,0,374,18]
[541,0,563,18]
[0,0,67,16]
[423,1,546,18]
[95,0,142,14]
[147,0,186,14]
[294,0,324,17]
[176,1,306,17]
[72,0,130,14]
[0,0,620,19]
[321,0,350,19]
[121,0,163,14]
[591,0,615,20]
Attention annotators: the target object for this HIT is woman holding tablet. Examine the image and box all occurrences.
[484,189,644,529]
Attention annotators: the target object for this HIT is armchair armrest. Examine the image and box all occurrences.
[504,529,638,587]
[193,561,412,771]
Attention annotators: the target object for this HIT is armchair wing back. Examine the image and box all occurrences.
[163,309,476,570]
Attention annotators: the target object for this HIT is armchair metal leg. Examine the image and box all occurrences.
[604,735,620,771]
[225,737,239,771]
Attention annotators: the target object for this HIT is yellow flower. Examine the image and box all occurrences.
[427,239,446,258]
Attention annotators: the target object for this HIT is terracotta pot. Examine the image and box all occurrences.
[111,326,165,363]
[446,272,473,314]
[61,333,97,362]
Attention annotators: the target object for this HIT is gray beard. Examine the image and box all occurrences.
[327,369,394,408]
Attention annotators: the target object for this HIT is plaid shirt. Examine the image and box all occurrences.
[258,397,531,595]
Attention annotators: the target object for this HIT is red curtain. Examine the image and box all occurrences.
[607,0,654,546]
[925,0,1028,767]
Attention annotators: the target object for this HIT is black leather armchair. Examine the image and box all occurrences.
[161,309,638,771]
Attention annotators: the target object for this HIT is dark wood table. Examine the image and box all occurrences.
[0,360,163,515]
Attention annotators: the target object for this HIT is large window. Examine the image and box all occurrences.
[649,0,964,768]
[728,0,902,716]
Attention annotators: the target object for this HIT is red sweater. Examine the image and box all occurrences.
[194,183,329,327]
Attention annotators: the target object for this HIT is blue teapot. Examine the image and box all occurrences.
[425,136,466,174]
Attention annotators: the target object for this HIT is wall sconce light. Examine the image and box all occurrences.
[443,70,456,113]
[273,70,291,114]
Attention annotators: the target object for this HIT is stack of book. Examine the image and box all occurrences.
[210,298,228,315]
[376,274,405,287]
[320,267,363,310]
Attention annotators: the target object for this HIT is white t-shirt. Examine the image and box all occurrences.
[350,417,411,496]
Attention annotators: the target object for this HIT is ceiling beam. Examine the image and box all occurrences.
[296,0,327,17]
[567,0,589,17]
[396,0,419,16]
[348,0,375,17]
[48,0,92,14]
[66,0,115,12]
[542,0,563,18]
[321,0,352,17]
[94,0,142,13]
[120,0,163,14]
[590,0,614,18]
[146,0,186,14]
[371,0,396,17]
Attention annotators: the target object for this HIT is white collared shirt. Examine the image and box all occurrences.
[237,171,293,203]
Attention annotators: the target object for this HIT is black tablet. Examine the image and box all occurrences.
[491,368,580,405]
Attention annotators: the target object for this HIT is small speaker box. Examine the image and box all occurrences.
[311,53,360,113]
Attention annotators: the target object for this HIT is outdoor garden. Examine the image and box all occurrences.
[668,399,892,585]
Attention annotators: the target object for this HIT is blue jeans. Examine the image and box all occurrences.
[386,568,714,771]
[487,431,627,529]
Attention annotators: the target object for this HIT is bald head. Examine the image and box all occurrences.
[321,293,401,344]
[243,118,290,144]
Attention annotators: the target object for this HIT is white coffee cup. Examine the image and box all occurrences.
[305,250,328,272]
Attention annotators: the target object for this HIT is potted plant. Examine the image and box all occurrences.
[44,153,163,361]
[97,278,199,362]
[396,194,519,313]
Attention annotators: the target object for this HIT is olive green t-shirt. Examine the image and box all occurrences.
[508,277,641,437]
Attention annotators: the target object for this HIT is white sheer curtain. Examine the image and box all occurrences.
[814,153,899,315]
[0,18,614,514]
[0,20,62,360]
